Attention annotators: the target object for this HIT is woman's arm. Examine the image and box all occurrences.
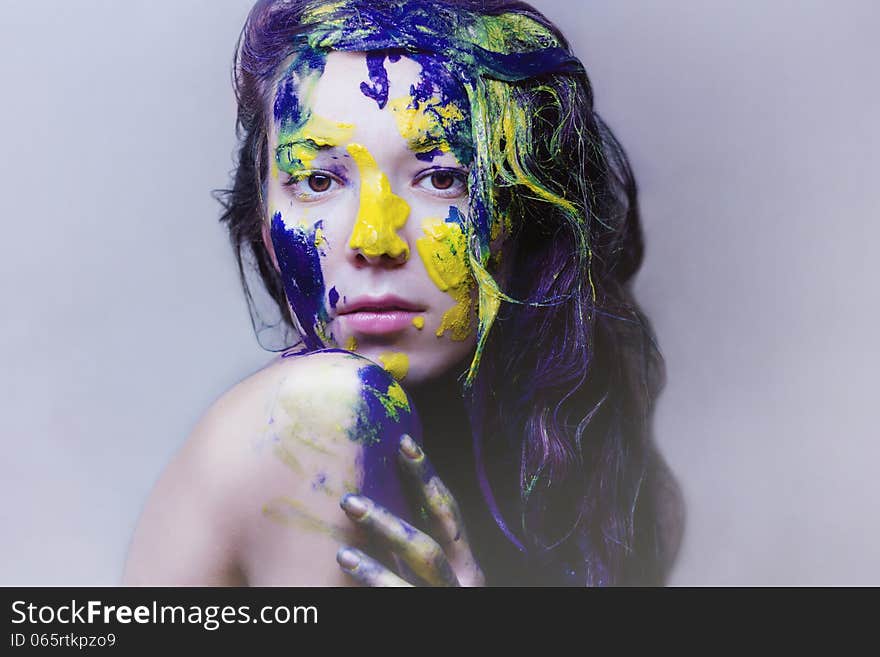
[122,387,254,585]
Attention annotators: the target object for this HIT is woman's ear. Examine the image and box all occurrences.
[262,218,280,271]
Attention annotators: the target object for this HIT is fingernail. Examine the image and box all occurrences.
[337,547,360,571]
[399,434,423,460]
[340,494,368,518]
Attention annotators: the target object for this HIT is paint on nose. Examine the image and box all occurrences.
[346,143,411,260]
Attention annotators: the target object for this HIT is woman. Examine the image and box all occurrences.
[124,0,684,586]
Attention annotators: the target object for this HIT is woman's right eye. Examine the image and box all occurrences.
[283,172,342,200]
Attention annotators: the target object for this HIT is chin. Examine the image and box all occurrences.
[350,341,476,389]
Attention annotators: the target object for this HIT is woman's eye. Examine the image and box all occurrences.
[307,174,332,192]
[415,169,468,197]
[430,171,455,190]
[283,172,341,200]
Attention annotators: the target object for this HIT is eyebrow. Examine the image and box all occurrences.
[277,138,337,152]
[407,134,449,155]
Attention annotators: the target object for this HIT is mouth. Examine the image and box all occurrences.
[337,295,426,335]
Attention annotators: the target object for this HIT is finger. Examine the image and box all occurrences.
[398,435,485,586]
[340,494,459,587]
[336,546,412,587]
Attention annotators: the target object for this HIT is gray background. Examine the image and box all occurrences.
[1,1,877,585]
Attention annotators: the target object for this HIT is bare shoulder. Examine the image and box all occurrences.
[123,350,418,586]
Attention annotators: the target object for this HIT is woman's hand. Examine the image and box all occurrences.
[335,434,485,587]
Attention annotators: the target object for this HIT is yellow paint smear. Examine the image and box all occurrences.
[388,95,465,155]
[278,113,354,170]
[412,315,425,330]
[386,380,410,412]
[344,336,358,351]
[416,217,474,341]
[262,497,350,542]
[346,143,410,259]
[378,352,409,381]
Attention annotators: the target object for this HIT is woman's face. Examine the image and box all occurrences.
[265,51,477,386]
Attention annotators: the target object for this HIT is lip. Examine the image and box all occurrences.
[337,295,425,335]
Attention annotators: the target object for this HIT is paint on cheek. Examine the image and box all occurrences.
[328,286,339,309]
[377,352,409,381]
[412,316,425,330]
[314,225,327,250]
[270,211,333,349]
[416,207,474,341]
[346,143,411,259]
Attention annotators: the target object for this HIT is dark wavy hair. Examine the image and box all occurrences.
[218,0,684,585]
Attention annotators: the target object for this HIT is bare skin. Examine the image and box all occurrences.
[123,350,483,586]
[125,52,493,587]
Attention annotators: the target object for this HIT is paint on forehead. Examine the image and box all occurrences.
[359,50,401,109]
[346,143,411,259]
[416,206,474,341]
[377,352,409,381]
[269,211,332,350]
[273,50,326,132]
[407,53,473,165]
[276,113,356,173]
[387,95,466,162]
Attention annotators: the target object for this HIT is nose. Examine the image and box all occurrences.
[346,143,411,266]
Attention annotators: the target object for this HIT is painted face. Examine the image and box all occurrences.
[266,51,478,386]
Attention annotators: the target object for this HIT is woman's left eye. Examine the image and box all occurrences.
[414,169,468,198]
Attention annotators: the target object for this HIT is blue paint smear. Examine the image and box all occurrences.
[353,363,424,524]
[269,211,328,350]
[273,74,301,125]
[415,147,445,162]
[328,286,339,309]
[273,46,329,145]
[359,51,390,109]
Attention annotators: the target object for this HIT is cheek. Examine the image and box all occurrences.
[269,210,332,348]
[415,207,475,342]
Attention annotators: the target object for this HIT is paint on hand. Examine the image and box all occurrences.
[346,143,411,259]
[377,352,409,381]
[416,208,474,341]
[412,315,425,330]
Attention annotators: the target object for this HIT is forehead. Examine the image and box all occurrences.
[305,51,422,115]
[272,50,473,165]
